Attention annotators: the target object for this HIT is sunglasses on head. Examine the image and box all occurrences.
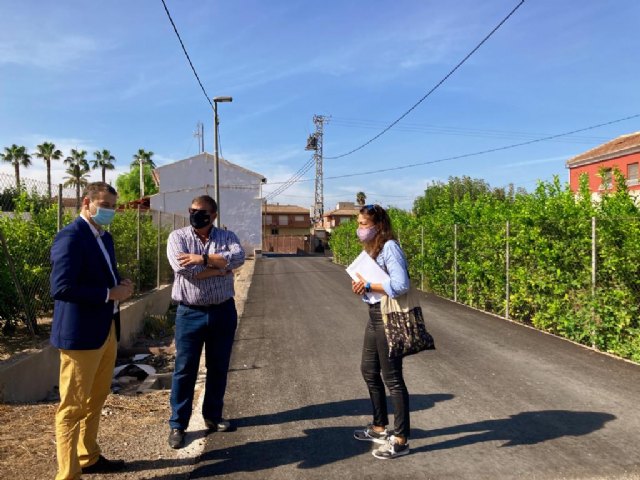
[363,204,382,213]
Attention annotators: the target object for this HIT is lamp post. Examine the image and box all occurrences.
[213,96,233,228]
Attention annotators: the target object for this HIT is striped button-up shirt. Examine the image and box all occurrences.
[167,225,245,305]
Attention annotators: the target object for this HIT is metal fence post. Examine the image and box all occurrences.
[505,220,510,320]
[420,225,424,291]
[136,205,141,293]
[454,223,458,302]
[157,212,161,289]
[591,216,597,347]
[57,184,63,232]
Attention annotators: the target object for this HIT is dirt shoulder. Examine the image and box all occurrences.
[0,258,256,480]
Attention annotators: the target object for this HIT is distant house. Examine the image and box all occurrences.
[321,202,360,232]
[149,153,266,254]
[566,132,640,199]
[262,204,310,236]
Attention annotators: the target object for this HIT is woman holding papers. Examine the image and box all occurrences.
[350,204,411,459]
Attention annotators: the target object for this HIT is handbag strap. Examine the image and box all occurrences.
[380,287,421,314]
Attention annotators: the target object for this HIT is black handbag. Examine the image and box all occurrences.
[381,289,435,358]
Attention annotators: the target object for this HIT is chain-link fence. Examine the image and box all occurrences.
[332,214,640,361]
[0,173,187,336]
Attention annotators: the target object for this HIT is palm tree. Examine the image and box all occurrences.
[64,149,90,211]
[0,144,32,190]
[131,149,156,169]
[35,142,63,198]
[92,149,116,183]
[356,191,367,206]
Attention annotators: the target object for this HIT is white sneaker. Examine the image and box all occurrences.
[372,435,410,459]
[353,424,389,444]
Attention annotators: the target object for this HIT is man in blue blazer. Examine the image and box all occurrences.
[50,182,133,480]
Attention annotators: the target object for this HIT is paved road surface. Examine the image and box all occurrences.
[191,256,640,479]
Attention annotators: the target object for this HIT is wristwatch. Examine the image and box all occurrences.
[202,254,208,266]
[365,282,371,293]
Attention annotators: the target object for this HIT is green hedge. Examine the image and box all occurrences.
[0,193,172,334]
[331,174,640,362]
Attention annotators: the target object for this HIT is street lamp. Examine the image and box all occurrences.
[213,96,233,228]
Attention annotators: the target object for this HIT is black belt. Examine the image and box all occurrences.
[179,299,232,310]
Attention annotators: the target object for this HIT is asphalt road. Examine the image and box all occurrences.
[191,256,640,479]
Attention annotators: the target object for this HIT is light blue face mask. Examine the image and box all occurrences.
[92,206,116,226]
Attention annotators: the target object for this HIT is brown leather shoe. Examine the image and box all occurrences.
[82,455,125,473]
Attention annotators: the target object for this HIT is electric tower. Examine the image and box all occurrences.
[305,115,329,225]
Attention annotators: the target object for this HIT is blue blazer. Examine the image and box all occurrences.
[50,216,121,350]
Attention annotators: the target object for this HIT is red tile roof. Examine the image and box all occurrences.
[262,204,309,214]
[567,131,640,167]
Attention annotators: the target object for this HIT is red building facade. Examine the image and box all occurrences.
[566,132,640,195]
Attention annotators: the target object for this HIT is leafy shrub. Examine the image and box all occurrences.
[331,174,640,361]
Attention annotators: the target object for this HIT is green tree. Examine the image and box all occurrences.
[0,144,31,190]
[131,149,156,169]
[64,149,90,211]
[356,191,367,206]
[92,149,116,183]
[115,164,158,203]
[35,142,63,199]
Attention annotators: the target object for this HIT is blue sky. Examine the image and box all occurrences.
[2,0,640,210]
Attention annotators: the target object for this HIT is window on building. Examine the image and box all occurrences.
[339,216,351,224]
[627,162,639,185]
[265,215,272,224]
[271,228,279,235]
[294,215,305,222]
[279,215,288,225]
[599,168,612,190]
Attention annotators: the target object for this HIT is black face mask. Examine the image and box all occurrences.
[189,209,211,229]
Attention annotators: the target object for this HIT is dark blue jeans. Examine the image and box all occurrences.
[169,299,237,430]
[361,303,410,438]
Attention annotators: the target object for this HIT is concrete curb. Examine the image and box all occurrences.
[0,284,173,403]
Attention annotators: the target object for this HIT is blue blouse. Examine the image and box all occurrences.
[364,240,410,304]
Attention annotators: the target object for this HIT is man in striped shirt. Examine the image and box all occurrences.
[166,195,245,449]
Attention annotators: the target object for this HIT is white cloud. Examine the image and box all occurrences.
[0,34,105,69]
[504,154,570,168]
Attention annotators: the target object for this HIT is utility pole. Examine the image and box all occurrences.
[194,121,204,154]
[305,115,329,226]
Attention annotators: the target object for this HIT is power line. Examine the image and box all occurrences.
[264,112,640,186]
[160,0,213,108]
[325,0,526,160]
[329,117,608,144]
[264,157,316,201]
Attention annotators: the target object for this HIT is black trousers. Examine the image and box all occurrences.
[360,302,410,438]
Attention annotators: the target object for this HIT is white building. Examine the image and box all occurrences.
[149,153,266,254]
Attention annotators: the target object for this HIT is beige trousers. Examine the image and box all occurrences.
[54,323,116,480]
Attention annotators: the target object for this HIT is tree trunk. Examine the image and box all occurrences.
[76,183,80,212]
[47,159,52,199]
[102,167,106,183]
[14,163,20,191]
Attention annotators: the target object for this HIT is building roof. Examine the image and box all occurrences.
[566,132,640,167]
[156,153,266,181]
[324,207,360,217]
[262,204,309,214]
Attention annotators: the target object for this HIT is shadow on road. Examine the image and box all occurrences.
[187,394,453,477]
[233,393,454,428]
[410,410,616,453]
[191,425,370,477]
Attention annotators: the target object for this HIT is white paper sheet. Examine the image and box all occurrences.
[346,251,389,302]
